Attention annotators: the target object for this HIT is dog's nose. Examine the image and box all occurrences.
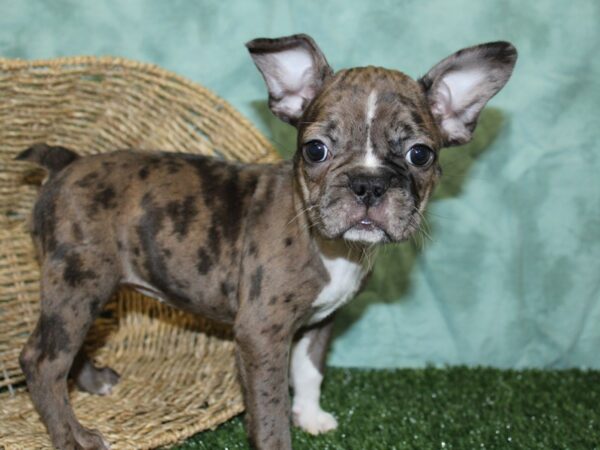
[348,174,390,206]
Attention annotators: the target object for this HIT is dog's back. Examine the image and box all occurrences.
[16,145,276,321]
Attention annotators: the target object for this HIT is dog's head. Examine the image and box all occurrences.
[247,34,516,244]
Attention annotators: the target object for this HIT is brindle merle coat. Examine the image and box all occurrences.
[17,34,516,450]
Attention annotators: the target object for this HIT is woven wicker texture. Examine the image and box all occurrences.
[0,56,279,449]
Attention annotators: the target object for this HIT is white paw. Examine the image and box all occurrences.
[292,405,338,435]
[97,382,113,396]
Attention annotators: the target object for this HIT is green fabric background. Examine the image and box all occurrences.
[2,0,599,368]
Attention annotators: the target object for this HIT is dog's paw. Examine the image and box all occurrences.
[95,367,120,395]
[75,365,120,396]
[69,426,111,450]
[292,405,338,435]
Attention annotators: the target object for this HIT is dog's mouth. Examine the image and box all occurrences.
[310,190,424,244]
[337,207,422,244]
[342,216,391,244]
[355,217,376,229]
[352,217,387,234]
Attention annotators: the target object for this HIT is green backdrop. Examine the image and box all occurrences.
[2,0,599,368]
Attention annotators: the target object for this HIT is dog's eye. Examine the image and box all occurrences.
[406,144,434,167]
[302,140,329,163]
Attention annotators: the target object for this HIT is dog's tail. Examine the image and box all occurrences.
[15,143,80,176]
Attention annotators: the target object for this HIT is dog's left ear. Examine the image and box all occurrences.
[246,34,333,126]
[420,42,517,146]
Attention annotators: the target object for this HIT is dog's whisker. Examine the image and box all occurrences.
[287,204,318,226]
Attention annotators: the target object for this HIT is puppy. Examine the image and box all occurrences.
[16,34,516,449]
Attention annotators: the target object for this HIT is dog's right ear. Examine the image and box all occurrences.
[246,34,333,126]
[419,42,517,146]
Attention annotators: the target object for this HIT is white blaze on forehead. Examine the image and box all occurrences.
[364,90,380,168]
[366,89,378,122]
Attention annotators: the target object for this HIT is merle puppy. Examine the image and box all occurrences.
[16,34,517,450]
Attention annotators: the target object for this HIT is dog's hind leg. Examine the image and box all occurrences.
[19,250,119,450]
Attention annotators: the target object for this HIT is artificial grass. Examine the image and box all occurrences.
[171,367,600,450]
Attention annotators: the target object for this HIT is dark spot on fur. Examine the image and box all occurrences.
[269,296,277,305]
[208,222,221,257]
[63,253,97,286]
[138,166,149,179]
[39,313,70,361]
[166,196,198,238]
[197,247,213,274]
[221,281,234,297]
[215,171,243,241]
[101,161,116,171]
[116,240,123,250]
[284,293,294,303]
[181,155,219,207]
[32,175,63,252]
[249,266,263,302]
[93,185,117,210]
[165,156,184,174]
[183,155,258,245]
[284,237,293,247]
[133,246,140,256]
[89,297,102,316]
[137,193,191,306]
[248,241,258,256]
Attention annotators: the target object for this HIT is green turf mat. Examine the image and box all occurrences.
[171,367,600,449]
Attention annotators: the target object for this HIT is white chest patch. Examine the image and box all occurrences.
[309,249,368,324]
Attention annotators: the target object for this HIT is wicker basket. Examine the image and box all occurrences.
[0,56,279,449]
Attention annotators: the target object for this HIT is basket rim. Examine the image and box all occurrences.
[0,54,214,91]
[0,54,281,162]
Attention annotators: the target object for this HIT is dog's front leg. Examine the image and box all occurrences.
[235,316,295,450]
[290,316,337,435]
